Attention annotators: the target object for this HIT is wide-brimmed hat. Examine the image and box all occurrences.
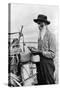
[33,14,50,25]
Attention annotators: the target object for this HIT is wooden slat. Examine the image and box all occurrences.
[8,32,20,35]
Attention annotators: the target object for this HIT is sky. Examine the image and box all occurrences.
[10,4,59,42]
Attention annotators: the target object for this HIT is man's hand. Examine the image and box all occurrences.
[28,46,38,54]
[28,46,42,55]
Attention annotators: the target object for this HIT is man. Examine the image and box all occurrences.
[30,14,56,85]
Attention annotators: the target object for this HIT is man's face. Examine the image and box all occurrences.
[38,22,46,31]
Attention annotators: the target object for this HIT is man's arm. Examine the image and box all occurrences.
[41,50,55,59]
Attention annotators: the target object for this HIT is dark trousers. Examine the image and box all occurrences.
[36,59,55,85]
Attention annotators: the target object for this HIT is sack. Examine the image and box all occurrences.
[20,52,31,62]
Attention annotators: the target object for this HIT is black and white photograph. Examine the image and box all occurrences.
[8,3,59,87]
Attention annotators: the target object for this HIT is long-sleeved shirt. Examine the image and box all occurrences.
[38,29,56,59]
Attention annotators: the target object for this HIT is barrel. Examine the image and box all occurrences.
[20,52,31,63]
